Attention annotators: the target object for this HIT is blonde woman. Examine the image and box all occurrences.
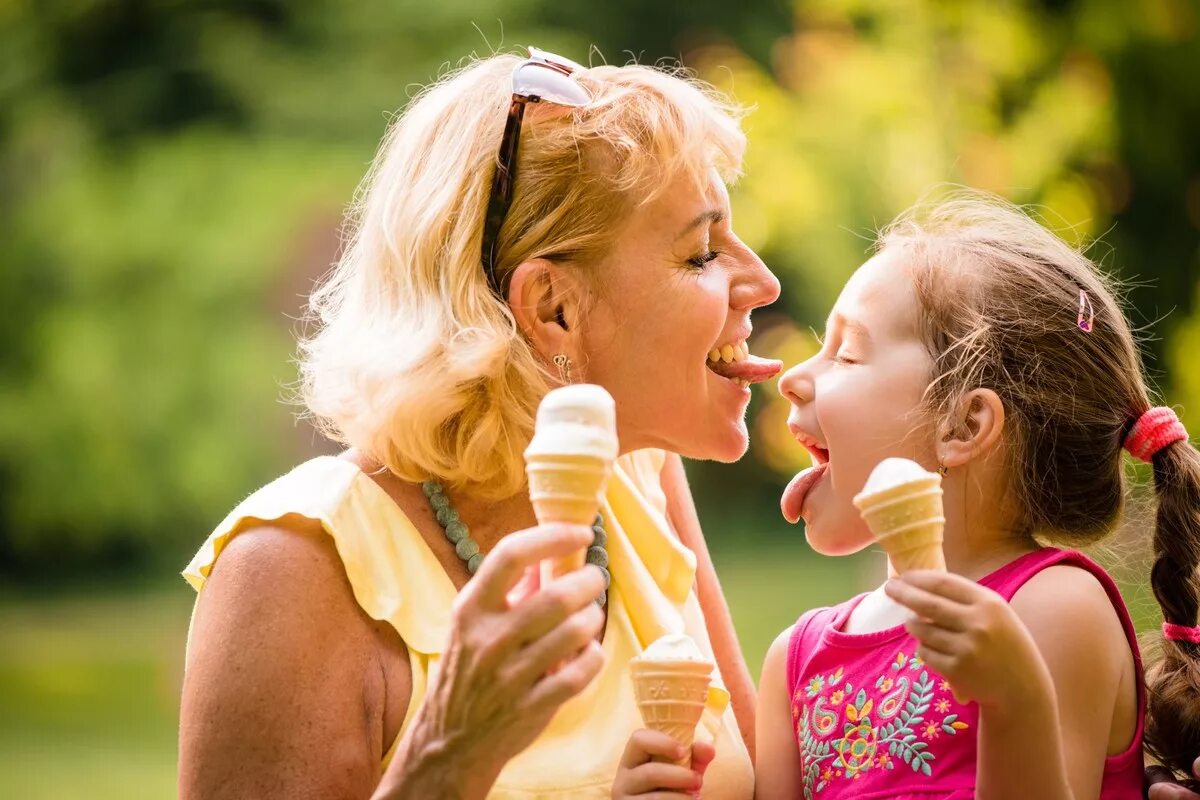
[178,48,781,799]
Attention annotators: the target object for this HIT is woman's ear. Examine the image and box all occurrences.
[507,258,580,360]
[938,388,1005,469]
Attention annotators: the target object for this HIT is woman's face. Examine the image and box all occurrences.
[579,169,782,461]
[776,250,938,555]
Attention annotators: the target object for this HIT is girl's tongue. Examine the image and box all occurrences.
[781,463,829,524]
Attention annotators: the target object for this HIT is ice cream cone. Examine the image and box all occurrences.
[525,385,618,582]
[631,635,713,766]
[854,458,946,574]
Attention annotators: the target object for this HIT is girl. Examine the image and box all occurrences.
[756,191,1199,798]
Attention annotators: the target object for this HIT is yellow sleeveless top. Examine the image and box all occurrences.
[182,450,754,799]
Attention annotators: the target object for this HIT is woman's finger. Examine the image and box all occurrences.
[523,638,605,712]
[506,565,606,646]
[618,761,702,795]
[504,601,605,686]
[619,728,690,769]
[469,524,593,609]
[904,616,963,653]
[884,579,970,630]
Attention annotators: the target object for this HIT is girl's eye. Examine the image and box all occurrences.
[687,250,721,270]
[833,351,858,365]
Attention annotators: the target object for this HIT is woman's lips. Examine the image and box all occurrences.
[706,354,783,384]
[781,462,829,524]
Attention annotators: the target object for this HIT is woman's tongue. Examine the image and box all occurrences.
[780,462,829,524]
[707,353,783,383]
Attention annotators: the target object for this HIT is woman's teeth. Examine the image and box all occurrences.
[707,340,752,388]
[708,340,750,364]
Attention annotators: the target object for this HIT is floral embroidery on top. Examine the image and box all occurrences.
[793,650,970,799]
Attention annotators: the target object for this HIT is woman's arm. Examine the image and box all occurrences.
[661,452,758,762]
[181,521,606,800]
[753,627,804,800]
[180,524,396,800]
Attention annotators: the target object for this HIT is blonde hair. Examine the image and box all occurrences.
[299,54,746,498]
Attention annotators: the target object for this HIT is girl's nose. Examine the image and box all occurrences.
[778,359,815,405]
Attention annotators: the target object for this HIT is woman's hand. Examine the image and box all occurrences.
[612,729,715,799]
[1148,759,1200,799]
[376,523,606,800]
[883,570,1049,707]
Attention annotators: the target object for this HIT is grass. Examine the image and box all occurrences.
[0,541,1159,797]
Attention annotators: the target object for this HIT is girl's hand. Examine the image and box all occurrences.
[883,570,1049,708]
[1147,758,1200,799]
[612,729,715,799]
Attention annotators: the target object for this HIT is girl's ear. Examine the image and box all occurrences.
[938,388,1005,468]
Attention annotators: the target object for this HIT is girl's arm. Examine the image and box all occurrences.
[661,452,758,761]
[754,627,805,800]
[887,567,1131,800]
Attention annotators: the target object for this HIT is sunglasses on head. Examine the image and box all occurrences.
[480,47,592,296]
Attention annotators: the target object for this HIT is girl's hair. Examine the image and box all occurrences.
[298,53,745,498]
[879,189,1200,779]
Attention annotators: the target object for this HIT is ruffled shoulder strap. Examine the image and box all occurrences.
[182,456,455,655]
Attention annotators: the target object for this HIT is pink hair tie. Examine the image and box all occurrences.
[1123,407,1189,462]
[1162,622,1200,644]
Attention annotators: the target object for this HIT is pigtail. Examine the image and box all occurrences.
[1145,440,1200,782]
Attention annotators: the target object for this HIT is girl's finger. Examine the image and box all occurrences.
[619,728,690,769]
[690,740,716,773]
[915,645,969,703]
[884,579,969,630]
[1148,784,1200,800]
[898,570,986,604]
[618,762,702,795]
[904,616,963,653]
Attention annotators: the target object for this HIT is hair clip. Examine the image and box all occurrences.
[1077,289,1094,333]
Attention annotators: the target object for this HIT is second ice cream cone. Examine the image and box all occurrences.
[630,659,712,766]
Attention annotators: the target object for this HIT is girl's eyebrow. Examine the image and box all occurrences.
[829,311,872,340]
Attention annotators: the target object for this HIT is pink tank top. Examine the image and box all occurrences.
[785,548,1145,799]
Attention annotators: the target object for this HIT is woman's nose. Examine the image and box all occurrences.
[777,359,815,405]
[730,245,781,311]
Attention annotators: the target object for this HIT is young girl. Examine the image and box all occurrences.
[755,192,1200,799]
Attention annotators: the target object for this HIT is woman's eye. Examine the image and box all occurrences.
[687,250,720,270]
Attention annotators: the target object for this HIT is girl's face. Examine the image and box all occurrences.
[580,169,782,461]
[777,249,939,555]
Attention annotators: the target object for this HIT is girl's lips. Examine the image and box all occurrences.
[706,354,783,383]
[781,462,829,524]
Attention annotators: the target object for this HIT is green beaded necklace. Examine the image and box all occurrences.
[421,480,611,607]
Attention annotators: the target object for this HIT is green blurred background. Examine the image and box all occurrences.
[2,0,1198,796]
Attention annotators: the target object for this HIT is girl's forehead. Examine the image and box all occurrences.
[836,250,920,338]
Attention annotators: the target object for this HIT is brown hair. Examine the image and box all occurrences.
[879,189,1200,778]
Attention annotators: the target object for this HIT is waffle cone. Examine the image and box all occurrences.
[630,659,712,766]
[854,476,946,573]
[526,454,609,581]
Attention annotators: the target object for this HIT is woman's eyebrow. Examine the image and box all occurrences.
[674,209,725,241]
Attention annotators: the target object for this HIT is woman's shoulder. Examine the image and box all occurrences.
[183,454,455,655]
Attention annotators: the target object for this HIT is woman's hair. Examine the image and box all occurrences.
[299,53,745,498]
[878,189,1200,778]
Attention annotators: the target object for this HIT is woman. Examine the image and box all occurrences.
[178,48,781,798]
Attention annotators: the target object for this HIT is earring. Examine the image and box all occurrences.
[937,463,949,477]
[553,353,573,384]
